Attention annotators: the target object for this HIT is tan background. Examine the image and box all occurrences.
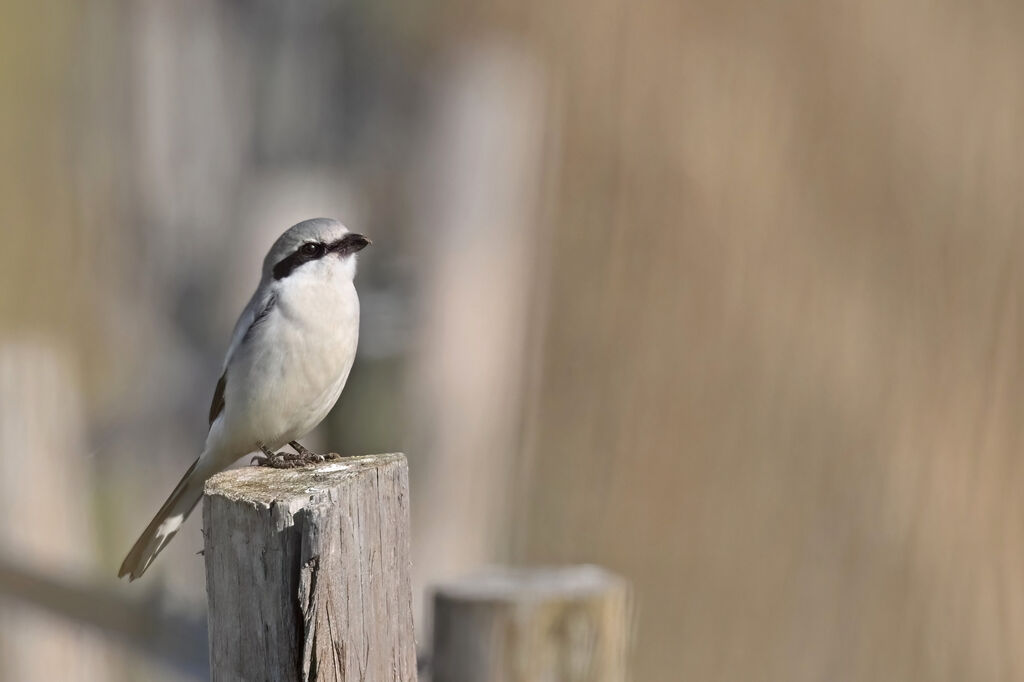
[2,0,1023,680]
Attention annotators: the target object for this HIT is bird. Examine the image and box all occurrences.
[118,217,370,581]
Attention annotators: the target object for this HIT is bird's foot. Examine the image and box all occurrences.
[250,450,292,468]
[284,441,342,466]
[251,444,341,468]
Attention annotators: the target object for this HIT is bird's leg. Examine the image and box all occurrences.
[251,442,291,468]
[289,441,318,458]
[289,441,340,465]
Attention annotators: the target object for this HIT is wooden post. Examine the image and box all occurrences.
[202,453,417,682]
[431,566,632,682]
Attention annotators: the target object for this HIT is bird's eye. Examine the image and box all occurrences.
[300,242,322,257]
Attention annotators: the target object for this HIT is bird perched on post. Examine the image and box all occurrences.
[119,218,370,580]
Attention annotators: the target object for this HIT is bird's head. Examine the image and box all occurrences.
[262,218,370,285]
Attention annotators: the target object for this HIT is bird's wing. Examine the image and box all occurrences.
[207,286,276,427]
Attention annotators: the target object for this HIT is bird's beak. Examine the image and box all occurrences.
[334,233,371,255]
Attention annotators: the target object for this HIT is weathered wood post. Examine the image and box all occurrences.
[431,566,632,682]
[203,453,417,682]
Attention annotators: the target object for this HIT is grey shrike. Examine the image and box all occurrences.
[119,218,370,581]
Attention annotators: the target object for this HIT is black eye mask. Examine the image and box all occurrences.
[272,233,370,280]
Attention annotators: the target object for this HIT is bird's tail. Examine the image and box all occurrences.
[118,456,213,581]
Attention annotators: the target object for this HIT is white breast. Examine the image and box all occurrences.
[212,270,360,457]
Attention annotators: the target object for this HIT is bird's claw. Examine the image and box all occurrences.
[250,452,284,468]
[251,450,341,468]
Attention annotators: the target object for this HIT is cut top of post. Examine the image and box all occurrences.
[205,453,406,505]
[434,565,628,601]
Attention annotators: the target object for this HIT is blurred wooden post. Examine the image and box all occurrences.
[0,340,114,680]
[431,566,632,682]
[202,454,417,682]
[407,44,548,643]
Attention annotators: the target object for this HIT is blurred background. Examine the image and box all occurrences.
[2,0,1024,679]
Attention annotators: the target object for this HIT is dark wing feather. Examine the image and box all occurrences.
[208,370,227,426]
